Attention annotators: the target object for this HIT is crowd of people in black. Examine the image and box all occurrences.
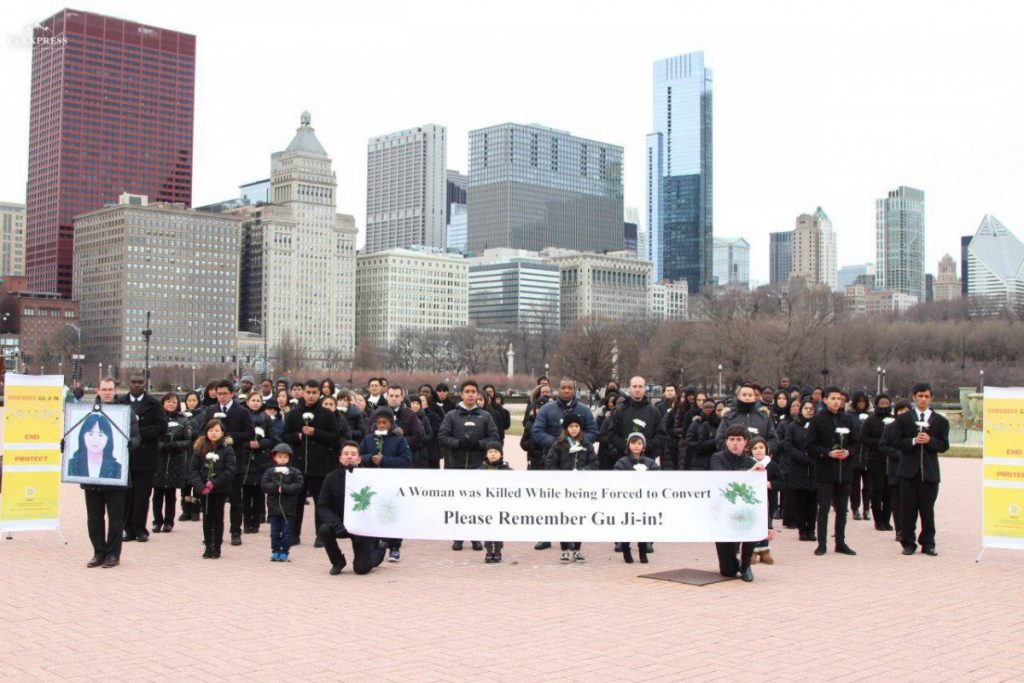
[78,370,949,584]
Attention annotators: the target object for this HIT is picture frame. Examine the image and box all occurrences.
[61,404,132,487]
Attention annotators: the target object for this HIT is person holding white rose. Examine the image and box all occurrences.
[605,376,665,468]
[848,392,873,522]
[242,393,276,535]
[715,384,778,454]
[613,433,659,564]
[189,420,237,559]
[807,386,860,557]
[151,392,193,533]
[261,443,304,562]
[861,393,894,531]
[879,399,912,541]
[544,412,598,562]
[200,379,255,548]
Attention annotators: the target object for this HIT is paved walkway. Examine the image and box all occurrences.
[0,442,1020,681]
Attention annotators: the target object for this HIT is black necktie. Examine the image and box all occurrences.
[919,412,925,422]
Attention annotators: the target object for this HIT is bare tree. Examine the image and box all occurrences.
[321,346,347,371]
[551,317,617,393]
[353,337,380,370]
[272,330,306,376]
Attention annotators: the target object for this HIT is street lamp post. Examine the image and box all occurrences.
[979,370,984,392]
[65,323,82,383]
[191,365,196,390]
[881,368,887,394]
[58,360,63,382]
[717,364,723,397]
[876,366,882,396]
[821,337,830,385]
[141,311,153,391]
[98,362,103,386]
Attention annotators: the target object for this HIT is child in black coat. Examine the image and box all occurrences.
[613,432,660,563]
[261,443,304,562]
[478,441,511,563]
[189,420,237,558]
[750,436,783,565]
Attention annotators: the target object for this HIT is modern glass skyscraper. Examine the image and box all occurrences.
[769,231,793,287]
[875,186,926,301]
[646,52,713,293]
[26,9,195,297]
[467,123,624,254]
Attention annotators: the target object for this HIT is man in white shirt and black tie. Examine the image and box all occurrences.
[892,382,949,556]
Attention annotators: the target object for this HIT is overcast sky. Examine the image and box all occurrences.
[2,0,1020,283]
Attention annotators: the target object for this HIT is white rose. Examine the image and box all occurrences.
[633,463,648,471]
[254,427,265,438]
[859,414,868,421]
[633,418,647,429]
[238,393,248,401]
[183,411,193,418]
[167,421,180,428]
[834,427,850,435]
[302,412,314,421]
[883,417,895,425]
[747,427,759,435]
[206,453,219,462]
[916,421,930,430]
[569,444,583,453]
[213,412,227,419]
[275,466,289,474]
[374,429,388,436]
[464,421,476,427]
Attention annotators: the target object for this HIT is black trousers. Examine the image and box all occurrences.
[850,466,872,514]
[484,541,504,552]
[899,478,939,549]
[85,488,126,559]
[180,486,198,517]
[867,461,892,526]
[201,493,227,548]
[891,478,903,537]
[318,523,386,574]
[715,541,754,576]
[786,487,817,536]
[241,484,262,530]
[559,542,581,551]
[229,477,244,535]
[123,470,154,536]
[151,487,176,527]
[293,475,325,541]
[816,481,851,546]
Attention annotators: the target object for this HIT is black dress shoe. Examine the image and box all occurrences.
[313,537,324,548]
[162,524,173,533]
[330,557,347,575]
[835,545,857,555]
[740,566,754,582]
[534,541,551,550]
[211,546,222,558]
[852,510,862,521]
[151,524,162,533]
[202,546,212,558]
[902,545,916,555]
[178,512,190,522]
[814,545,826,556]
[135,532,149,543]
[922,547,937,556]
[122,533,137,542]
[190,513,200,521]
[452,541,464,551]
[471,541,484,551]
[231,534,242,546]
[806,534,817,543]
[87,554,105,568]
[102,555,119,568]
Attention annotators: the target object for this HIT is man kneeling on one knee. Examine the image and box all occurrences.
[317,441,387,575]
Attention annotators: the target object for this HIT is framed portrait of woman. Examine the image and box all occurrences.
[61,404,132,487]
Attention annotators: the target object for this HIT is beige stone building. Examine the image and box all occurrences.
[652,279,689,320]
[543,249,652,327]
[934,253,962,301]
[0,202,26,277]
[73,194,241,372]
[355,247,468,348]
[791,207,837,290]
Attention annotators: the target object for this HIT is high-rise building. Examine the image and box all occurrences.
[876,186,926,301]
[73,194,239,372]
[365,125,447,253]
[468,250,560,333]
[961,234,973,295]
[543,250,652,327]
[646,51,713,292]
[712,237,749,288]
[446,170,468,227]
[446,204,468,253]
[0,202,27,276]
[966,215,1024,310]
[624,206,641,256]
[790,208,837,289]
[769,231,793,287]
[236,113,358,365]
[467,123,624,254]
[26,9,195,298]
[837,263,875,292]
[355,247,468,349]
[239,179,271,205]
[934,254,961,302]
[651,280,689,320]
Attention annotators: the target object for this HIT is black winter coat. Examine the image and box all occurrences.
[807,409,860,484]
[261,465,304,517]
[200,400,255,462]
[318,466,351,536]
[282,403,341,477]
[438,404,499,469]
[614,454,660,471]
[240,411,276,486]
[344,405,365,444]
[544,437,598,471]
[189,446,237,494]
[861,410,889,464]
[606,397,664,459]
[710,450,756,471]
[878,417,903,483]
[780,419,815,491]
[153,411,192,489]
[892,409,949,483]
[120,392,168,473]
[715,402,778,453]
[683,416,719,471]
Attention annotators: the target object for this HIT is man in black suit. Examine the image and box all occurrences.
[892,383,949,556]
[807,385,860,557]
[120,373,168,543]
[201,379,255,546]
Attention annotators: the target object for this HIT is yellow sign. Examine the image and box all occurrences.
[982,387,1024,551]
[0,374,64,532]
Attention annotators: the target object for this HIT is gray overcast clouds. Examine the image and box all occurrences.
[1,0,1020,282]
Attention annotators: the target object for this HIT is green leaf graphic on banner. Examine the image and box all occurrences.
[720,481,761,505]
[351,486,376,512]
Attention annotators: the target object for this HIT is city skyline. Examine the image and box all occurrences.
[0,1,1020,283]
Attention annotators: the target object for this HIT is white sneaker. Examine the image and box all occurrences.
[573,551,586,562]
[560,551,571,562]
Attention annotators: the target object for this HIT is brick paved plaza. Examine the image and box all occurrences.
[1,442,1021,681]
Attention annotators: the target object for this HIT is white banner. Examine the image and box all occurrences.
[344,469,768,542]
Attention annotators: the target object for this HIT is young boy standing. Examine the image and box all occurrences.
[261,443,304,562]
[613,432,660,564]
[478,441,511,563]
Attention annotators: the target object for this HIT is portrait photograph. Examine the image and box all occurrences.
[61,404,132,487]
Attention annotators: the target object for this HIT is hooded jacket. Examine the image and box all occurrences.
[861,403,891,464]
[438,403,499,469]
[780,417,815,491]
[682,412,719,471]
[189,445,237,494]
[544,435,598,471]
[532,397,599,452]
[153,410,193,490]
[261,463,304,517]
[358,420,413,469]
[849,392,872,468]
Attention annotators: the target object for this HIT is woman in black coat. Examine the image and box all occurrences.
[152,393,193,533]
[242,393,276,533]
[487,393,512,442]
[780,399,818,541]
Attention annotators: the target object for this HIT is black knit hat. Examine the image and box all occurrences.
[562,412,584,431]
[485,440,503,455]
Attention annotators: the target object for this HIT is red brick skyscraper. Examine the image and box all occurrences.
[26,9,195,297]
